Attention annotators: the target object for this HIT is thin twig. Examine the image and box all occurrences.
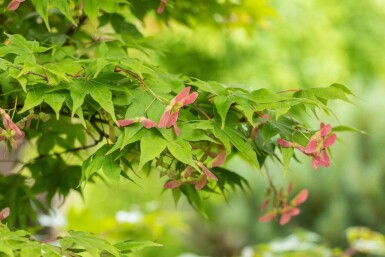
[114,66,167,103]
[192,104,211,120]
[41,66,50,84]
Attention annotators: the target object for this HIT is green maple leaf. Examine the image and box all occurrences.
[70,78,117,123]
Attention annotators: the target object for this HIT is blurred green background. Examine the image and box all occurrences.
[56,0,385,256]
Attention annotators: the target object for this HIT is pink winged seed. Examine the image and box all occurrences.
[0,207,10,221]
[277,138,292,148]
[181,92,198,106]
[183,166,193,178]
[174,87,192,103]
[286,182,293,194]
[279,207,300,225]
[323,134,337,148]
[1,113,9,129]
[211,152,226,168]
[164,180,182,189]
[7,118,24,140]
[305,139,318,154]
[158,109,172,128]
[166,111,179,128]
[195,175,208,190]
[199,164,218,181]
[7,0,24,11]
[258,212,277,223]
[319,123,332,137]
[157,0,167,14]
[319,150,330,167]
[139,118,157,128]
[259,198,270,212]
[118,119,136,127]
[173,123,181,136]
[292,189,309,206]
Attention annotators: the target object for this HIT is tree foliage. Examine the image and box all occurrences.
[0,0,354,255]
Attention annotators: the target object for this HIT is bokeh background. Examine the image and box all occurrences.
[52,0,385,256]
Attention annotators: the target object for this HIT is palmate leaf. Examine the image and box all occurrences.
[0,223,30,242]
[214,122,260,169]
[179,123,219,143]
[234,96,255,124]
[83,0,100,24]
[18,85,67,118]
[139,130,168,169]
[70,78,117,123]
[59,230,120,257]
[113,240,162,253]
[214,95,234,129]
[213,167,249,193]
[31,0,50,31]
[54,0,77,25]
[281,147,294,176]
[102,154,121,183]
[179,184,208,217]
[246,88,288,103]
[43,92,66,119]
[81,145,111,183]
[0,243,14,257]
[18,87,45,113]
[20,242,44,257]
[167,139,195,166]
[0,224,161,257]
[29,0,78,29]
[189,79,226,95]
[0,34,49,58]
[294,83,354,104]
[0,175,40,228]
